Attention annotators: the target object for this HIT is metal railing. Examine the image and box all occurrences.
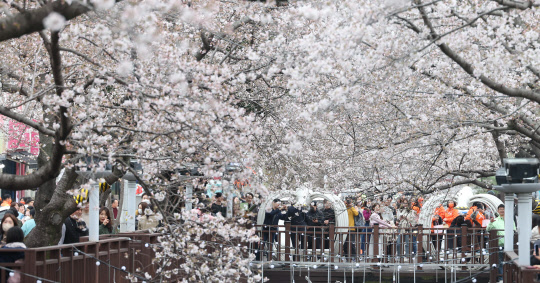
[251,223,503,280]
[1,227,528,282]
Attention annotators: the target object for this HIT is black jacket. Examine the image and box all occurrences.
[286,206,307,226]
[306,209,325,226]
[211,203,227,217]
[322,208,335,225]
[263,208,286,230]
[63,217,89,245]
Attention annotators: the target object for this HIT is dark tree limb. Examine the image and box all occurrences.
[407,177,493,195]
[491,123,508,165]
[0,1,91,42]
[0,105,55,135]
[0,31,70,190]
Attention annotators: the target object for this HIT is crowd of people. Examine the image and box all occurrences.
[255,194,434,259]
[57,193,162,244]
[193,190,520,283]
[0,187,534,283]
[0,191,164,248]
[0,195,37,244]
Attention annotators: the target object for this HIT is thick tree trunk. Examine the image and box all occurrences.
[24,125,78,247]
[25,167,79,247]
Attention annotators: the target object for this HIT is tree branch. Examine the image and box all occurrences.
[415,0,540,105]
[0,105,55,135]
[0,1,95,42]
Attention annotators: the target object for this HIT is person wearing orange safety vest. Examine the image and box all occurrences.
[432,204,446,231]
[443,200,459,226]
[465,202,486,228]
[411,199,421,215]
[1,195,12,207]
[431,203,446,252]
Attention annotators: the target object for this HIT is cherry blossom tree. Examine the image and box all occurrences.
[2,0,540,281]
[220,0,540,195]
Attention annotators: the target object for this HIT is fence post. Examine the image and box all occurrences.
[417,224,423,270]
[489,229,498,283]
[503,252,510,283]
[461,224,468,271]
[329,224,335,263]
[372,224,379,265]
[22,249,37,283]
[285,222,291,263]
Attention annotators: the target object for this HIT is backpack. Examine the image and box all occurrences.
[354,211,365,227]
[470,209,479,221]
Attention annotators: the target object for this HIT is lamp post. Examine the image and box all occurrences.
[120,173,137,232]
[185,183,193,211]
[494,158,540,266]
[495,184,537,265]
[226,180,234,218]
[75,171,111,242]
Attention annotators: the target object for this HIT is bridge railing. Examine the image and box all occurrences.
[252,223,501,278]
[0,233,161,283]
[504,251,540,282]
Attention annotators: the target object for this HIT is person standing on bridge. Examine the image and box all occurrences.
[369,203,393,259]
[259,199,286,260]
[487,204,514,283]
[443,200,459,226]
[306,201,325,252]
[322,200,335,250]
[344,198,359,260]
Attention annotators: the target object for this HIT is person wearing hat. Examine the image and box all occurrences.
[211,192,227,217]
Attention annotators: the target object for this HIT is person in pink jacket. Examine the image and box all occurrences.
[369,203,394,261]
[370,203,393,228]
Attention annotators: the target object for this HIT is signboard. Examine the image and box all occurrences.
[0,117,40,156]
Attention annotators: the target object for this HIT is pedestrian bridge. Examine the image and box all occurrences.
[251,223,535,282]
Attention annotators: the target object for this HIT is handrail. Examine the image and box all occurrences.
[504,251,540,283]
[0,234,159,283]
[252,223,504,274]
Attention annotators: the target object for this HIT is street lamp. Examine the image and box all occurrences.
[120,172,137,232]
[494,158,540,265]
[75,170,111,242]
